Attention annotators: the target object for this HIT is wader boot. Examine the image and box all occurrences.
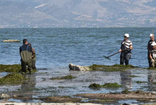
[20,48,32,74]
[32,54,36,70]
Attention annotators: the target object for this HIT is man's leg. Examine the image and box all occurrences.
[125,53,131,65]
[120,52,124,65]
[148,57,152,67]
[148,52,152,67]
[28,60,32,74]
[154,58,156,68]
[21,61,26,73]
[32,57,36,69]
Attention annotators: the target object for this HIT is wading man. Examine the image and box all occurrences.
[148,34,156,67]
[28,43,36,70]
[19,39,32,74]
[119,33,133,65]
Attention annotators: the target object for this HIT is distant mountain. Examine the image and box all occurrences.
[0,0,156,28]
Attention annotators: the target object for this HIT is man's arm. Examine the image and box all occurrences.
[19,46,21,54]
[130,45,133,50]
[147,41,150,50]
[119,42,122,52]
[28,46,32,52]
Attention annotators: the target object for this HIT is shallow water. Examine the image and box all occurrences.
[0,28,156,104]
[0,28,155,68]
[0,67,156,104]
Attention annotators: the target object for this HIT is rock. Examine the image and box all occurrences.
[69,63,91,71]
[3,39,20,42]
[0,93,10,98]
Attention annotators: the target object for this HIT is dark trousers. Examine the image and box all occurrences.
[21,60,32,73]
[32,57,36,69]
[120,51,131,65]
[148,56,152,67]
[148,52,152,67]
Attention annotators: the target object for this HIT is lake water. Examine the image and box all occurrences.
[0,28,156,104]
[0,28,155,68]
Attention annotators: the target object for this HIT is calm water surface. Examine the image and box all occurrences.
[0,28,155,68]
[0,28,156,104]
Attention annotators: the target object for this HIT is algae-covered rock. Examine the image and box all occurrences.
[51,75,76,80]
[89,83,101,89]
[0,93,10,98]
[3,39,20,42]
[69,63,136,72]
[89,64,135,72]
[0,73,26,85]
[89,99,118,104]
[41,96,81,103]
[102,83,122,88]
[121,89,131,94]
[69,63,91,71]
[136,81,147,84]
[76,90,156,102]
[0,64,37,73]
[89,83,121,89]
[0,64,21,72]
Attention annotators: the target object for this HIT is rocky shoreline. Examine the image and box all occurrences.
[0,64,156,104]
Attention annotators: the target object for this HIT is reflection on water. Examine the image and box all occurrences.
[148,70,156,91]
[120,70,132,90]
[1,68,156,104]
[20,74,36,102]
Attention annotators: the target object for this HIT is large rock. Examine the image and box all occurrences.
[3,39,20,42]
[0,93,10,98]
[69,63,91,71]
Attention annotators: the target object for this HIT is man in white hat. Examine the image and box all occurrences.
[119,33,133,65]
[147,33,156,67]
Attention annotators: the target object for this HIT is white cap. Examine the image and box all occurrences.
[124,33,129,38]
[150,33,154,37]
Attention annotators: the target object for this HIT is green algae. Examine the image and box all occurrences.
[121,89,131,94]
[50,75,76,80]
[129,75,140,77]
[0,64,21,72]
[89,64,135,72]
[136,81,147,83]
[89,83,101,89]
[102,83,122,88]
[0,64,37,73]
[0,73,26,85]
[147,67,156,70]
[89,99,118,104]
[89,82,122,89]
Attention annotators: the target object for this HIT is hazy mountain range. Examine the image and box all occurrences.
[0,0,156,28]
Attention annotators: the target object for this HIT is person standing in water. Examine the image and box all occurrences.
[19,39,32,74]
[147,33,156,67]
[119,33,133,65]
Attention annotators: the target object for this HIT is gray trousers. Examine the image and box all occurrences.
[120,51,131,65]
